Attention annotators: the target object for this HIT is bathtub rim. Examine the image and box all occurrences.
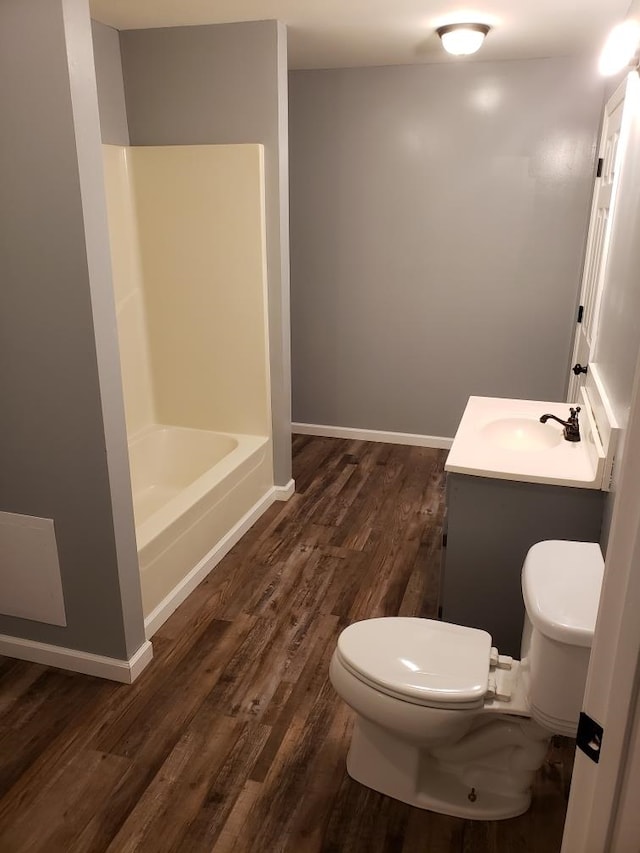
[130,425,270,551]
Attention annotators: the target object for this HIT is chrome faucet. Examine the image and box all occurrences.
[539,406,581,442]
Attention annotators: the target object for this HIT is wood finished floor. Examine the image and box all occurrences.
[0,436,574,852]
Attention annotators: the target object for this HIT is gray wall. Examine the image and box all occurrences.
[119,21,292,486]
[289,59,604,438]
[91,19,129,144]
[0,0,146,659]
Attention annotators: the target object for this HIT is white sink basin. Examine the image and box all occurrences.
[480,417,563,451]
[445,396,605,489]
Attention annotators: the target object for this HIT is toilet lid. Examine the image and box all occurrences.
[337,618,492,708]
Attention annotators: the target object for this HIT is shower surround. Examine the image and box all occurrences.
[103,143,276,636]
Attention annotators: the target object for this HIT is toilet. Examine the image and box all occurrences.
[329,540,604,820]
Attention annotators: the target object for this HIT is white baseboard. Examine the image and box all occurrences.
[0,634,153,683]
[274,478,295,500]
[144,486,280,639]
[127,641,154,681]
[292,422,453,450]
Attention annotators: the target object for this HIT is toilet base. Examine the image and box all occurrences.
[346,718,541,820]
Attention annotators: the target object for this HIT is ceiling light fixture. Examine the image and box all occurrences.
[598,19,640,76]
[436,23,490,56]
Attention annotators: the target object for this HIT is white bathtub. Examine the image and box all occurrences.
[128,424,272,632]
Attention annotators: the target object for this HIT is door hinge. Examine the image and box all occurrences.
[577,712,604,763]
[577,304,584,323]
[597,157,604,178]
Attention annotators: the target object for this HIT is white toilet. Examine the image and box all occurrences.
[330,539,604,820]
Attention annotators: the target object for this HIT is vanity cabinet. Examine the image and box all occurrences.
[441,473,605,657]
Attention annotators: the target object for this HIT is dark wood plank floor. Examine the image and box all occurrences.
[0,436,574,852]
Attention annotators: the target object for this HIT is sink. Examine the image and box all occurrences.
[445,396,604,488]
[480,417,563,451]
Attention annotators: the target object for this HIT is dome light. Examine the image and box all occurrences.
[599,20,640,77]
[436,23,490,56]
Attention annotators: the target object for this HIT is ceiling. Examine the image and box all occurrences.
[90,0,631,70]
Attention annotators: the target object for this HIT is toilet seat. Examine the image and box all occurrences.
[336,617,493,710]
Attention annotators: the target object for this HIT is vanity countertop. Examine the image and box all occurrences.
[445,395,605,489]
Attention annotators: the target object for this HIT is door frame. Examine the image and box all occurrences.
[561,335,640,851]
[561,73,640,853]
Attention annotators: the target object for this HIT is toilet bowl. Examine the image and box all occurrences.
[330,540,604,820]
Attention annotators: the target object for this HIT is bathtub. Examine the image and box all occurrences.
[128,424,272,634]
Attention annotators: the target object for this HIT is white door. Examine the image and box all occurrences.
[567,79,628,403]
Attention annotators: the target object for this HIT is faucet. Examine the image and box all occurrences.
[539,406,581,442]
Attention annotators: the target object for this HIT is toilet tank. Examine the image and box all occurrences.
[520,540,604,737]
